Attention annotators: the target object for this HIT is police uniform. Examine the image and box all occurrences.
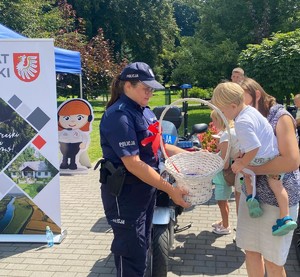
[100,93,158,277]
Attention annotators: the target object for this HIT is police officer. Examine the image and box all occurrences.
[100,62,189,277]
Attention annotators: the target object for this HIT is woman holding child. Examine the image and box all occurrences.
[212,77,300,277]
[238,77,300,277]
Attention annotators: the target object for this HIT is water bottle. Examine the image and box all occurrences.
[46,226,54,247]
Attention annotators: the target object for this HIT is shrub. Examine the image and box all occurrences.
[185,87,212,99]
[198,122,219,152]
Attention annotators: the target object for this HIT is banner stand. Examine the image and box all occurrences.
[0,39,64,242]
[0,229,67,243]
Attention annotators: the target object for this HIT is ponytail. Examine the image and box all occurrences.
[106,76,139,109]
[106,75,124,109]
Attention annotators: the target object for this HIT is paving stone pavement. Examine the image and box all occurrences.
[0,167,299,277]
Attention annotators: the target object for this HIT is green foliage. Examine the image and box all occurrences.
[68,0,179,67]
[173,0,201,37]
[1,0,300,91]
[239,29,300,102]
[198,0,300,47]
[0,0,68,38]
[170,0,300,88]
[185,87,212,99]
[172,37,239,87]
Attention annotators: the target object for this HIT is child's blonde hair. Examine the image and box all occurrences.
[210,110,234,129]
[211,82,244,108]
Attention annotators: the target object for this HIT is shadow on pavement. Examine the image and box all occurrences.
[169,230,244,276]
[90,216,111,233]
[88,253,115,276]
[0,242,45,259]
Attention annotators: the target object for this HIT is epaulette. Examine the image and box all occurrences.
[116,103,127,111]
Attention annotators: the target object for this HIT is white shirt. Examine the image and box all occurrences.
[234,105,279,159]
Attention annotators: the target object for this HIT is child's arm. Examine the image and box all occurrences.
[218,141,230,169]
[231,147,259,173]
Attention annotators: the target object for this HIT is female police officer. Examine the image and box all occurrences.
[100,62,189,277]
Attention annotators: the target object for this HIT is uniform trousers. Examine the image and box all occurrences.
[101,181,156,277]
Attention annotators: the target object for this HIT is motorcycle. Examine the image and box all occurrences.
[149,105,208,277]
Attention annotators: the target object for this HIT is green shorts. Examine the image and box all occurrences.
[213,171,233,200]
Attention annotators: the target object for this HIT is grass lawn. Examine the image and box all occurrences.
[60,91,213,164]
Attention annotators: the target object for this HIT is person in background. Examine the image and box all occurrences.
[293,94,300,147]
[293,94,300,125]
[237,77,300,277]
[210,110,239,235]
[231,67,245,84]
[99,62,189,277]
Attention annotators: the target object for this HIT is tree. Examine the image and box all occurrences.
[67,0,179,67]
[198,0,300,48]
[172,0,201,37]
[81,28,128,99]
[171,37,239,87]
[0,0,125,96]
[170,0,300,88]
[239,29,300,102]
[0,0,68,38]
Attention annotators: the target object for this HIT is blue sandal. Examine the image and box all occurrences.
[272,216,298,236]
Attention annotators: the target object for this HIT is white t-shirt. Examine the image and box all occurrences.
[234,105,279,159]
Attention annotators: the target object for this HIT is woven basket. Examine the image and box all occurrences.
[159,98,231,205]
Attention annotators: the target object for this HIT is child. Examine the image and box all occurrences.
[210,110,239,235]
[211,82,297,236]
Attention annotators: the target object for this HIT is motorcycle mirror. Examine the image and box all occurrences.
[191,123,208,135]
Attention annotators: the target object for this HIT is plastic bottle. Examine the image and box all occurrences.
[46,226,54,247]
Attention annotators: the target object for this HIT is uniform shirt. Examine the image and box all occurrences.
[100,94,159,169]
[235,105,279,159]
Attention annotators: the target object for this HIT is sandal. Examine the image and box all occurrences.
[246,196,263,218]
[272,216,298,236]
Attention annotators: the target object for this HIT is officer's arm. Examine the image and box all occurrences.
[164,143,187,156]
[121,155,190,208]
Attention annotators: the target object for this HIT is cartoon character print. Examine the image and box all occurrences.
[57,99,93,170]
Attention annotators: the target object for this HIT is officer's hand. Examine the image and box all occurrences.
[169,186,191,208]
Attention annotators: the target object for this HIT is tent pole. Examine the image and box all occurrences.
[79,74,83,98]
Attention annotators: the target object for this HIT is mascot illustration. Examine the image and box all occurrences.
[57,99,93,170]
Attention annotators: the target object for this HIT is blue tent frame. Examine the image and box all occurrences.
[0,23,83,97]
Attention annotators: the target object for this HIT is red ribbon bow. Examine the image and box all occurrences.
[141,121,162,159]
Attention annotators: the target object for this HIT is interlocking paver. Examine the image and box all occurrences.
[0,166,298,276]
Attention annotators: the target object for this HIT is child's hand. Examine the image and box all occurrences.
[231,158,245,174]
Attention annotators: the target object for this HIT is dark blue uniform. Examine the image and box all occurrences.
[100,94,158,277]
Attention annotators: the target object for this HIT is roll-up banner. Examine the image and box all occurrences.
[0,39,65,243]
